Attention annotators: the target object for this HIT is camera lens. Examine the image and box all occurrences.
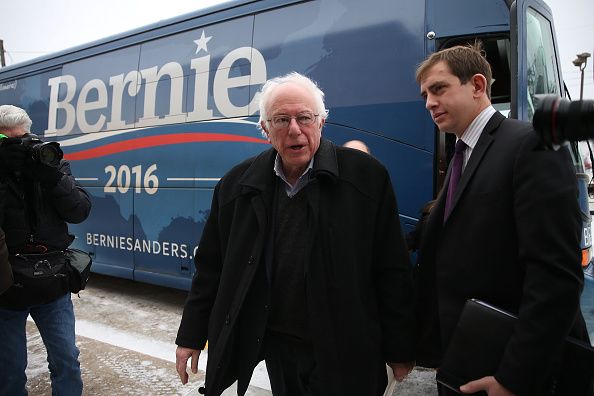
[562,99,594,142]
[31,142,63,167]
[533,95,594,146]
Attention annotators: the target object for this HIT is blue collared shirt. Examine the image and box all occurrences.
[273,154,314,197]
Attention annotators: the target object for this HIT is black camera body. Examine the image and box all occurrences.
[533,95,594,146]
[19,134,63,168]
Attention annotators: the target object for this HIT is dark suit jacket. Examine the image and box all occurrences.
[416,112,588,395]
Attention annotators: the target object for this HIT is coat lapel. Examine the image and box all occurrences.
[305,139,339,263]
[237,147,277,281]
[444,112,505,223]
[239,148,277,220]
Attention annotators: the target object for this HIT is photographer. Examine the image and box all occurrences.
[0,105,91,395]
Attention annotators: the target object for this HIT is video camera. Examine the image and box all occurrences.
[533,95,594,147]
[0,133,63,168]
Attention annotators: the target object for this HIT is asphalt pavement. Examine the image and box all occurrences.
[21,271,594,395]
[22,274,439,395]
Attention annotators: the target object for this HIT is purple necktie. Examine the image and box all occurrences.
[444,139,467,221]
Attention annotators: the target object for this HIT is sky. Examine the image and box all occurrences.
[0,0,592,99]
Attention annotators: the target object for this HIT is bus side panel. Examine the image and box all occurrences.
[132,187,209,290]
[1,0,439,289]
[323,123,433,232]
[427,0,509,38]
[253,0,428,141]
[62,119,269,290]
[45,14,267,289]
[253,0,433,218]
[68,187,135,280]
[0,69,62,136]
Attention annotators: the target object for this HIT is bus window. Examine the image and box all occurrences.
[526,7,560,120]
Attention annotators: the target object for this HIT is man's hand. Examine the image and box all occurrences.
[176,346,201,385]
[23,161,63,188]
[388,361,415,382]
[460,376,515,396]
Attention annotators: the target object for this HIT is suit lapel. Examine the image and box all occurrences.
[444,112,505,223]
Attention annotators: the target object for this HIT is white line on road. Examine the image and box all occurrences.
[75,319,195,365]
[75,319,270,392]
[28,315,271,393]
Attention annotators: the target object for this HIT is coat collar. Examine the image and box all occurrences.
[238,146,276,193]
[238,138,339,193]
[311,138,339,182]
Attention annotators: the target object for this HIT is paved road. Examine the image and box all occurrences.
[23,274,439,395]
[25,274,197,395]
[23,271,594,395]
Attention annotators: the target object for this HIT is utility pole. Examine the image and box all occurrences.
[573,52,591,100]
[0,39,5,67]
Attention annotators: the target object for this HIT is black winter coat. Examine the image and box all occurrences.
[1,160,90,251]
[177,139,415,396]
[0,159,91,308]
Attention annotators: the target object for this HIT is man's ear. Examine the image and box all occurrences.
[471,74,488,97]
[260,121,271,141]
[319,118,325,130]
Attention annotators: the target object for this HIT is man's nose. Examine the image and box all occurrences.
[287,118,302,136]
[425,95,437,110]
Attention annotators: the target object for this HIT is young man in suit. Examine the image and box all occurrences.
[415,44,589,395]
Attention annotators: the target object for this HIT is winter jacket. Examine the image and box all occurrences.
[1,159,90,251]
[176,139,415,396]
[0,158,91,307]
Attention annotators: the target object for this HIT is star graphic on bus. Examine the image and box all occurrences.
[194,30,212,54]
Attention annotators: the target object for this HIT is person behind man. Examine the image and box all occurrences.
[414,44,589,395]
[0,105,91,395]
[175,72,415,395]
[343,139,370,154]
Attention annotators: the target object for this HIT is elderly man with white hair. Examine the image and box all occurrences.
[175,72,415,396]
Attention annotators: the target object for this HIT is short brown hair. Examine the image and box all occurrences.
[415,43,493,99]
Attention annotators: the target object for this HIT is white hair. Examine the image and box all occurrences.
[257,72,328,136]
[0,105,32,133]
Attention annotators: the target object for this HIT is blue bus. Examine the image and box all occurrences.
[0,0,590,290]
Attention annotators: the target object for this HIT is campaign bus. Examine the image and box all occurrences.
[0,0,590,290]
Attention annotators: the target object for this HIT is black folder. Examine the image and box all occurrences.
[436,299,594,395]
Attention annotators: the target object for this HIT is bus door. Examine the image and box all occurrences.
[511,0,560,121]
[511,0,593,267]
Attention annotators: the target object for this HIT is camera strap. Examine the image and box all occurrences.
[24,180,43,235]
[3,175,42,247]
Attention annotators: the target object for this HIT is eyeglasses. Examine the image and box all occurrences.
[267,112,319,129]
